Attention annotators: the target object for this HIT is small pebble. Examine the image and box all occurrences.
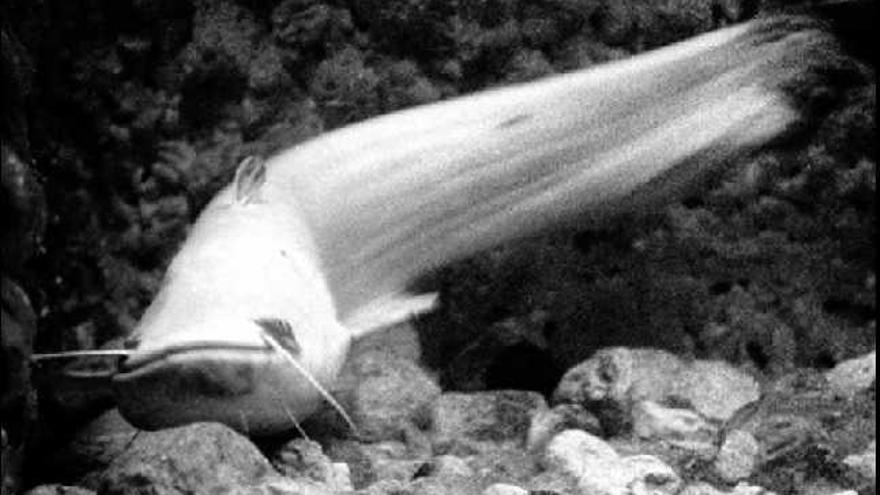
[632,400,717,443]
[542,429,620,477]
[714,429,760,482]
[23,486,95,495]
[680,482,729,495]
[680,482,779,495]
[825,351,875,397]
[424,454,474,479]
[617,455,681,495]
[482,483,529,495]
[542,429,681,495]
[526,403,601,453]
[842,439,875,482]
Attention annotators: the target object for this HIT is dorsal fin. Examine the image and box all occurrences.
[234,155,267,204]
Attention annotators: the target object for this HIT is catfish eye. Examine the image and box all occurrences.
[254,318,301,355]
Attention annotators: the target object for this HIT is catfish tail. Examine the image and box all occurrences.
[265,16,848,324]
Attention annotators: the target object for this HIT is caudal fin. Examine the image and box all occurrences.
[267,16,851,326]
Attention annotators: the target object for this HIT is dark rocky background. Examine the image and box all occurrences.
[1,0,875,493]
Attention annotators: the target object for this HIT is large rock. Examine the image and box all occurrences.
[92,422,279,493]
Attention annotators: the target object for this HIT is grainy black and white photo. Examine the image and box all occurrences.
[1,0,874,493]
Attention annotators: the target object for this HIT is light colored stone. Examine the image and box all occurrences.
[730,482,778,495]
[429,454,474,479]
[714,429,760,482]
[542,429,619,478]
[330,463,353,492]
[679,482,728,495]
[482,483,529,495]
[24,486,95,495]
[543,429,681,495]
[826,351,875,397]
[555,348,759,436]
[842,439,875,482]
[615,455,681,495]
[555,347,685,406]
[632,400,717,443]
[676,360,760,421]
[526,403,600,454]
[679,481,779,495]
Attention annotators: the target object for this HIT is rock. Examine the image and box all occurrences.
[45,408,138,484]
[680,482,728,495]
[542,429,681,495]
[541,429,620,479]
[23,485,95,495]
[729,483,779,495]
[408,454,481,495]
[714,429,761,482]
[554,347,685,406]
[344,348,441,441]
[418,454,474,479]
[825,351,875,398]
[673,359,760,422]
[553,347,686,434]
[273,438,352,492]
[718,364,876,493]
[247,477,340,494]
[91,422,279,493]
[632,400,718,444]
[326,439,427,487]
[457,443,537,489]
[553,347,758,434]
[526,403,601,454]
[525,469,580,494]
[482,483,528,495]
[679,482,779,495]
[617,455,681,495]
[433,391,547,448]
[842,440,875,482]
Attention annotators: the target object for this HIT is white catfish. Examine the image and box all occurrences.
[106,16,840,435]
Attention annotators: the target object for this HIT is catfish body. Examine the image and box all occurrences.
[113,17,839,435]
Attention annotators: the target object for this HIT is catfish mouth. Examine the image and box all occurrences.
[117,341,271,375]
[114,343,274,403]
[112,342,284,432]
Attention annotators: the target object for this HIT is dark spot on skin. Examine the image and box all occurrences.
[180,359,256,397]
[496,113,533,130]
[255,317,301,355]
[141,358,256,398]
